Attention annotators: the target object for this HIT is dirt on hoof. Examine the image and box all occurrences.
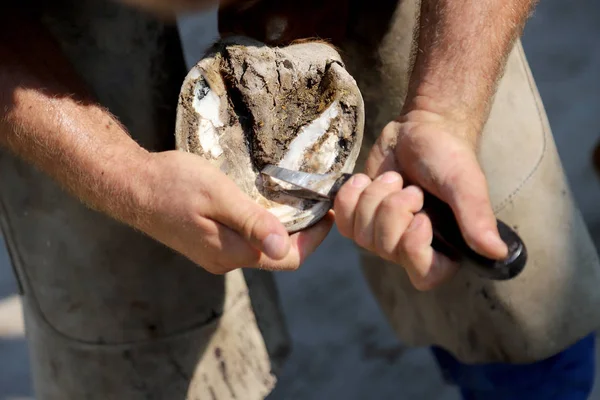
[175,36,364,232]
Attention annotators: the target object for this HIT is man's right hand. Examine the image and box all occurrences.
[135,150,334,274]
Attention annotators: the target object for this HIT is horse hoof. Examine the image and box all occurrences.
[175,37,364,232]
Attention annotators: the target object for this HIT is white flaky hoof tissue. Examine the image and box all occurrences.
[175,37,364,232]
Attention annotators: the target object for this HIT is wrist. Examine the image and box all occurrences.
[399,93,483,145]
[100,145,156,230]
[404,79,489,118]
[403,0,537,145]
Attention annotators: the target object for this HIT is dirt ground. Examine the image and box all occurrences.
[1,0,599,398]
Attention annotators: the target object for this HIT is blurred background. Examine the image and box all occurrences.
[1,0,599,398]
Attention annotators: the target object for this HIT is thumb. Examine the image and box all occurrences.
[256,211,335,270]
[207,175,291,260]
[439,157,508,260]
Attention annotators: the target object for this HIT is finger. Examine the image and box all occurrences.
[364,121,400,178]
[440,159,508,260]
[255,211,335,271]
[394,185,424,213]
[200,219,262,273]
[373,186,424,259]
[206,175,291,260]
[353,171,404,250]
[172,215,261,274]
[397,213,458,290]
[405,252,459,292]
[333,174,372,239]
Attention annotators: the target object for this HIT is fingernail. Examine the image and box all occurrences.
[262,233,287,259]
[376,171,401,184]
[403,186,424,206]
[483,230,509,257]
[406,215,424,232]
[403,185,423,196]
[351,174,370,188]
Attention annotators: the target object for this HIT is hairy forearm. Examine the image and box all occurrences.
[405,0,538,135]
[0,14,151,226]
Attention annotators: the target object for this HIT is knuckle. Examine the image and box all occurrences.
[374,215,409,258]
[379,192,403,213]
[380,121,401,144]
[396,235,413,257]
[193,214,219,235]
[353,216,373,250]
[340,226,354,240]
[196,183,215,205]
[337,224,353,239]
[354,231,372,250]
[394,247,410,268]
[334,192,354,214]
[395,238,421,268]
[375,238,396,260]
[239,210,263,239]
[440,164,486,200]
[441,167,465,190]
[360,183,382,199]
[333,210,356,241]
[411,276,433,292]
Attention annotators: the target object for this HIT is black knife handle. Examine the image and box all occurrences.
[331,173,527,280]
[422,191,527,280]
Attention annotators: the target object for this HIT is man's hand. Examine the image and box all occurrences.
[334,110,507,290]
[0,13,331,276]
[333,0,537,290]
[137,150,333,274]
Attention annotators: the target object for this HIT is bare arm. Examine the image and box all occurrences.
[361,0,539,288]
[0,11,331,272]
[404,0,538,140]
[0,13,152,227]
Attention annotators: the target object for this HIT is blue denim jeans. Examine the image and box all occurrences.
[431,334,596,399]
